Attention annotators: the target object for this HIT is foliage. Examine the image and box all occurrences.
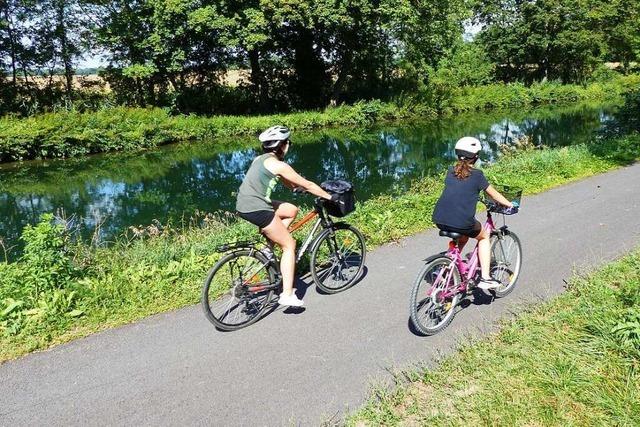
[348,248,640,425]
[600,90,640,137]
[0,214,81,342]
[1,75,638,163]
[431,41,495,88]
[475,0,640,83]
[1,133,639,361]
[2,0,638,115]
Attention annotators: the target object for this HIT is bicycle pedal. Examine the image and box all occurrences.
[466,281,477,294]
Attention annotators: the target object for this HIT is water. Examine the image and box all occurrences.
[0,102,621,256]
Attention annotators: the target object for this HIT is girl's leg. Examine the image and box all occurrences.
[261,216,297,297]
[272,201,298,229]
[457,235,469,252]
[476,227,492,280]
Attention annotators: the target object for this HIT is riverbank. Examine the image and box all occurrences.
[348,247,640,425]
[1,133,638,362]
[1,75,638,163]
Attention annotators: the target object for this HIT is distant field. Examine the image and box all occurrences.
[8,69,251,92]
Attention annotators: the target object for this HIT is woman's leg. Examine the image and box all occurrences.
[261,216,297,297]
[272,201,298,229]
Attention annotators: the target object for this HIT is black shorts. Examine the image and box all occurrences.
[237,210,275,229]
[436,220,482,238]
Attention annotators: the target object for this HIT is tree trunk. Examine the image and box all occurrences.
[293,28,328,109]
[56,0,74,96]
[330,51,352,105]
[248,48,269,112]
[3,4,18,86]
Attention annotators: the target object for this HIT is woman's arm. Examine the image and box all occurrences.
[485,185,514,208]
[266,159,332,200]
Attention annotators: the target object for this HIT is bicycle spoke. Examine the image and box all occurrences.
[490,232,522,297]
[202,250,276,330]
[311,226,366,293]
[410,257,461,335]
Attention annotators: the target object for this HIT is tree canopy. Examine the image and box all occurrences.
[1,0,638,115]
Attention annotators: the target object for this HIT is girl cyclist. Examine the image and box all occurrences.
[236,126,334,307]
[432,136,514,290]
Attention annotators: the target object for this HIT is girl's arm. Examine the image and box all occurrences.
[485,185,514,208]
[266,159,332,200]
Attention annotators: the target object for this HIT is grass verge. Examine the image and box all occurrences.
[1,75,638,162]
[0,134,638,363]
[347,248,640,426]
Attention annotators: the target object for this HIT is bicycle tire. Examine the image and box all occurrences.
[309,223,367,294]
[410,255,462,336]
[201,249,277,331]
[490,230,523,298]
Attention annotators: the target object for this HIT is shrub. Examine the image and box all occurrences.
[0,214,81,338]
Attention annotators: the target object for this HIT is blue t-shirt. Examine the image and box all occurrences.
[432,167,489,229]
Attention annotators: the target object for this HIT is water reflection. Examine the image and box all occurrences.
[0,102,621,254]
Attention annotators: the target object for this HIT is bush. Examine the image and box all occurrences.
[0,75,638,163]
[0,214,81,339]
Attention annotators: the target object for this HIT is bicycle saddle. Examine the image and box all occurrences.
[439,230,463,239]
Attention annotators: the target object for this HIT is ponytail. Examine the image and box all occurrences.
[453,159,474,179]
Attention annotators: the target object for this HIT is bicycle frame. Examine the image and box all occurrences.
[270,201,335,263]
[435,212,498,299]
[287,210,324,262]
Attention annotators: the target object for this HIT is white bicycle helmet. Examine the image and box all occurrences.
[454,136,481,159]
[259,125,291,149]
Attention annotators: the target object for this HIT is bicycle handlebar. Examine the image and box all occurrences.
[482,198,519,215]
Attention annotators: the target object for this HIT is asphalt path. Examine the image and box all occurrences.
[1,164,639,426]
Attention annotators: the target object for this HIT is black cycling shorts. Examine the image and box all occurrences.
[237,210,275,229]
[436,220,482,238]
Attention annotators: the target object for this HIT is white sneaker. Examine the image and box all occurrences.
[478,278,502,290]
[278,292,304,307]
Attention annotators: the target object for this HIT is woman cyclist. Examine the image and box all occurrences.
[236,126,334,307]
[432,136,514,290]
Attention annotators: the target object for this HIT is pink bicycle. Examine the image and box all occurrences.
[409,190,523,335]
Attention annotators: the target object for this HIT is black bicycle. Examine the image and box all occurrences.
[202,187,366,331]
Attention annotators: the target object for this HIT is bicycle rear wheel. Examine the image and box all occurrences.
[201,249,277,331]
[490,230,523,298]
[309,224,366,294]
[410,255,461,336]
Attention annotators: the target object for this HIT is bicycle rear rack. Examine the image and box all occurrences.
[216,238,262,253]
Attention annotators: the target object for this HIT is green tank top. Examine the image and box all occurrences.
[236,153,280,213]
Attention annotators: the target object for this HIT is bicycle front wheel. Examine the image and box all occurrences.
[490,230,523,298]
[201,249,276,331]
[410,255,461,336]
[310,224,366,294]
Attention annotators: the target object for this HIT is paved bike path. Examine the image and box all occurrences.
[1,164,639,426]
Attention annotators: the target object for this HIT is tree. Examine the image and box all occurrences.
[475,0,609,83]
[595,0,640,72]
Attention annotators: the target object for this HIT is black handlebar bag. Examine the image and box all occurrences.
[320,180,355,217]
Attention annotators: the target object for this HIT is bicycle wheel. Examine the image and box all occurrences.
[490,230,522,298]
[309,224,366,294]
[201,249,277,331]
[410,255,461,336]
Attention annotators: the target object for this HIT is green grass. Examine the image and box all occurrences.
[0,134,638,362]
[347,248,640,426]
[0,74,638,163]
